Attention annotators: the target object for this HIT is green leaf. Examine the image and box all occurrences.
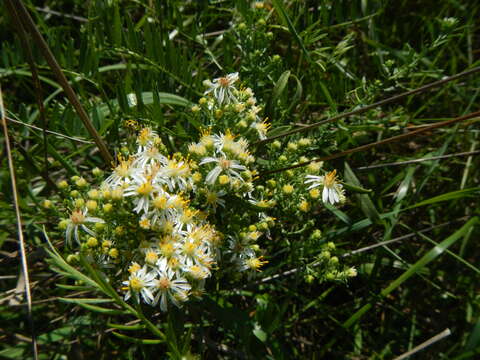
[408,187,480,209]
[107,322,146,331]
[253,324,268,343]
[344,162,381,223]
[111,331,163,344]
[59,297,114,304]
[75,302,127,315]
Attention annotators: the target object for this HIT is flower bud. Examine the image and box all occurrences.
[92,167,103,177]
[57,180,68,189]
[86,237,98,247]
[74,198,85,208]
[86,200,97,212]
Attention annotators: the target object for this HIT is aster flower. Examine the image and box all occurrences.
[204,72,239,105]
[153,258,191,311]
[122,265,156,304]
[305,170,345,205]
[199,156,246,184]
[65,209,104,245]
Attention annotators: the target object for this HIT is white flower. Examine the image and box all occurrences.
[104,157,142,188]
[124,177,159,214]
[199,156,246,184]
[65,209,104,244]
[133,145,168,168]
[305,170,345,205]
[122,266,156,304]
[204,72,239,105]
[153,258,191,311]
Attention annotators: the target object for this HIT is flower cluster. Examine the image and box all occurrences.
[54,72,355,313]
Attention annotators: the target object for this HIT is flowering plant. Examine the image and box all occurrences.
[48,72,356,334]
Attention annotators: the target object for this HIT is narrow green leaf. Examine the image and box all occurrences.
[59,297,114,304]
[111,331,163,344]
[344,162,381,223]
[408,188,480,209]
[75,302,126,315]
[107,322,145,331]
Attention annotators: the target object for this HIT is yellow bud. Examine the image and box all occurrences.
[248,225,257,232]
[108,248,119,258]
[58,219,69,230]
[102,240,112,248]
[218,175,230,185]
[103,203,113,213]
[299,200,310,212]
[111,188,123,200]
[74,198,85,208]
[92,167,103,176]
[75,177,88,187]
[42,200,52,209]
[309,188,320,199]
[94,222,105,232]
[88,189,99,199]
[114,226,124,236]
[57,180,68,189]
[192,172,202,183]
[287,142,298,152]
[191,105,201,112]
[102,189,111,199]
[198,97,207,105]
[282,184,294,195]
[86,200,97,211]
[86,237,98,247]
[70,190,79,198]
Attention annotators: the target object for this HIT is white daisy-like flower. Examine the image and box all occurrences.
[157,158,192,191]
[133,145,168,168]
[124,177,158,214]
[65,209,104,244]
[122,265,156,304]
[199,156,246,184]
[305,170,345,205]
[104,157,141,188]
[204,72,239,105]
[153,258,191,311]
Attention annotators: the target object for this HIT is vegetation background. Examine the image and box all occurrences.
[1,0,479,358]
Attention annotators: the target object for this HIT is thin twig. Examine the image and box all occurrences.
[8,0,113,164]
[6,0,51,190]
[6,115,94,144]
[355,150,480,170]
[34,6,88,22]
[0,87,39,359]
[393,328,451,360]
[259,111,480,177]
[255,66,480,146]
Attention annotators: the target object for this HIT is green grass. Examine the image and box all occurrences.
[1,0,480,358]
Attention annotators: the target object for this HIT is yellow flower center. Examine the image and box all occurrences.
[246,256,268,271]
[218,158,232,170]
[160,243,175,258]
[183,242,197,256]
[129,277,143,291]
[145,251,158,264]
[70,210,85,225]
[218,77,230,87]
[157,277,171,291]
[324,170,337,188]
[128,263,141,273]
[137,182,153,196]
